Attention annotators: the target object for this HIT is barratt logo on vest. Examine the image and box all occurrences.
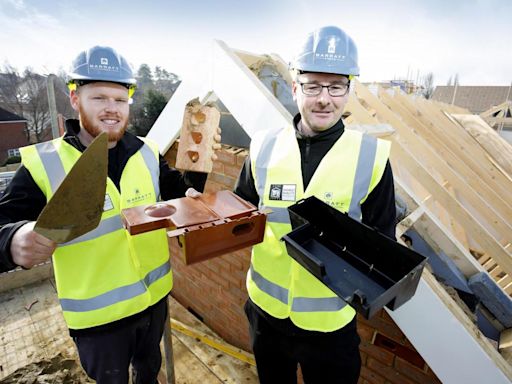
[323,191,345,209]
[269,184,296,201]
[126,188,152,204]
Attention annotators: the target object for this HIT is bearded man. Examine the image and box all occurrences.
[0,46,219,384]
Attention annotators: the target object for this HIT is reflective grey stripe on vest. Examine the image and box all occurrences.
[348,134,377,220]
[262,206,290,224]
[254,129,281,209]
[250,264,288,305]
[60,260,170,312]
[60,215,124,246]
[251,264,348,313]
[291,296,347,312]
[35,141,66,193]
[139,143,160,200]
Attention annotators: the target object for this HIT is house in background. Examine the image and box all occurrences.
[433,85,512,143]
[0,106,29,165]
[432,85,512,114]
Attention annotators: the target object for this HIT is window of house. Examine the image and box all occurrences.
[7,148,20,157]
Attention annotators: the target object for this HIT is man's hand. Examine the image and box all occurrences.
[11,222,57,269]
[211,127,222,161]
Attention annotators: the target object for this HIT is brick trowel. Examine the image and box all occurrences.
[34,132,108,243]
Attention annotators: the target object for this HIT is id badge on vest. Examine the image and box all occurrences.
[269,184,296,202]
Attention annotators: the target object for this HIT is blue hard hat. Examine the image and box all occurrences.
[291,26,359,76]
[68,46,136,86]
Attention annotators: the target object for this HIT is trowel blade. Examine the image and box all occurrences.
[34,132,108,243]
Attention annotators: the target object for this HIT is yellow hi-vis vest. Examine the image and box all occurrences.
[20,137,172,330]
[247,125,390,332]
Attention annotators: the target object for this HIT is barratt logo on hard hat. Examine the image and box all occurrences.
[316,53,346,61]
[89,58,119,72]
[327,37,336,54]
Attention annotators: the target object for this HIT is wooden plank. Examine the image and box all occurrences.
[449,114,512,178]
[395,179,483,278]
[171,337,223,384]
[168,296,258,384]
[352,83,512,272]
[0,262,53,293]
[379,89,512,233]
[171,319,255,366]
[396,206,424,239]
[499,328,512,351]
[413,96,512,207]
[391,142,512,279]
[346,123,395,137]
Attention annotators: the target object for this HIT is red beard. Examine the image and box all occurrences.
[78,104,128,142]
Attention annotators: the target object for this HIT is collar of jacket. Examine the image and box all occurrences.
[292,113,345,143]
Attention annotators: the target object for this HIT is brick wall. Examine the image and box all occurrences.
[164,141,442,384]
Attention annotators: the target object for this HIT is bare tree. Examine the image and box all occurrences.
[0,65,53,143]
[19,69,51,142]
[422,72,435,99]
[0,63,26,120]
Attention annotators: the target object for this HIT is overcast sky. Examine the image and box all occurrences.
[1,0,511,86]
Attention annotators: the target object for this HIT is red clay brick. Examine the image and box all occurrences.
[359,366,386,384]
[360,351,368,366]
[380,308,394,323]
[223,253,245,271]
[224,269,243,288]
[204,181,223,193]
[394,357,440,384]
[205,259,222,275]
[209,172,236,188]
[358,322,375,342]
[229,285,249,304]
[360,340,395,366]
[359,314,408,345]
[223,163,243,178]
[236,150,249,166]
[216,146,237,164]
[367,357,414,384]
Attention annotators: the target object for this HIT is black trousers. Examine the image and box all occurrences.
[72,298,167,384]
[245,300,361,384]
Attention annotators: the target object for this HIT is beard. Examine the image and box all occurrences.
[78,104,128,142]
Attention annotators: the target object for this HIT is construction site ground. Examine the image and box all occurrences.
[0,276,258,383]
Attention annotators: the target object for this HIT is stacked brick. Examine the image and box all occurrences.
[164,141,442,384]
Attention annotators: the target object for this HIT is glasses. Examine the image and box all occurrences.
[299,82,350,97]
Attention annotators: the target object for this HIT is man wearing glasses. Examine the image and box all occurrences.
[234,26,396,383]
